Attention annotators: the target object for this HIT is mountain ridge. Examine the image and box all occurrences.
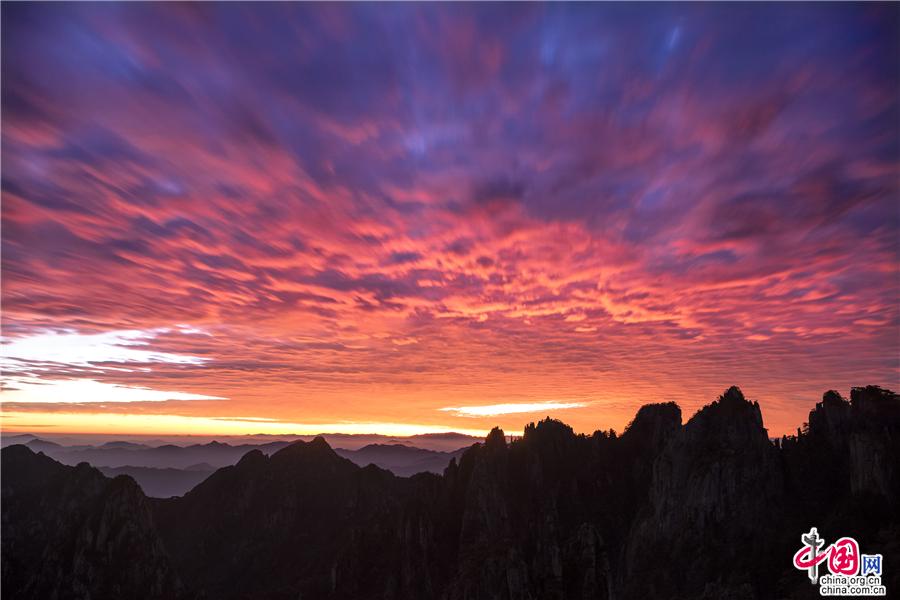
[3,385,898,599]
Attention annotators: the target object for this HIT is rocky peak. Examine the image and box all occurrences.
[715,385,763,424]
[271,436,342,464]
[624,387,783,597]
[483,426,507,451]
[621,402,682,453]
[236,448,267,468]
[846,386,899,499]
[794,386,899,501]
[520,418,582,464]
[309,434,331,448]
[807,390,851,438]
[851,385,900,420]
[524,417,575,440]
[1,444,66,487]
[683,385,767,446]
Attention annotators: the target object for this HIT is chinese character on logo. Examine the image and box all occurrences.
[793,527,827,584]
[861,554,883,577]
[793,529,866,583]
[828,537,860,575]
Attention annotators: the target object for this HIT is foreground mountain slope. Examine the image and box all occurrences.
[623,387,785,598]
[2,385,897,600]
[153,437,442,599]
[0,446,181,600]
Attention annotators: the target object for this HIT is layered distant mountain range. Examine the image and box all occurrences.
[1,435,474,496]
[3,386,898,599]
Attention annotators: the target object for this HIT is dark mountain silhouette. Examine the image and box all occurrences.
[99,440,150,449]
[1,433,37,444]
[98,465,215,499]
[27,440,293,470]
[2,386,897,599]
[0,446,181,599]
[184,462,215,472]
[336,443,469,477]
[18,437,471,481]
[12,439,469,498]
[0,431,481,453]
[23,438,62,452]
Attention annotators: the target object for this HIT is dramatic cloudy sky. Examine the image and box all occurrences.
[2,3,898,437]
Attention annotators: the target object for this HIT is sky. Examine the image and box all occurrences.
[2,3,898,439]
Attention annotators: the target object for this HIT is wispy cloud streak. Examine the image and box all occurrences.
[441,402,590,418]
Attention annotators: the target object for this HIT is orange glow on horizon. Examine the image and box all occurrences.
[0,410,503,438]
